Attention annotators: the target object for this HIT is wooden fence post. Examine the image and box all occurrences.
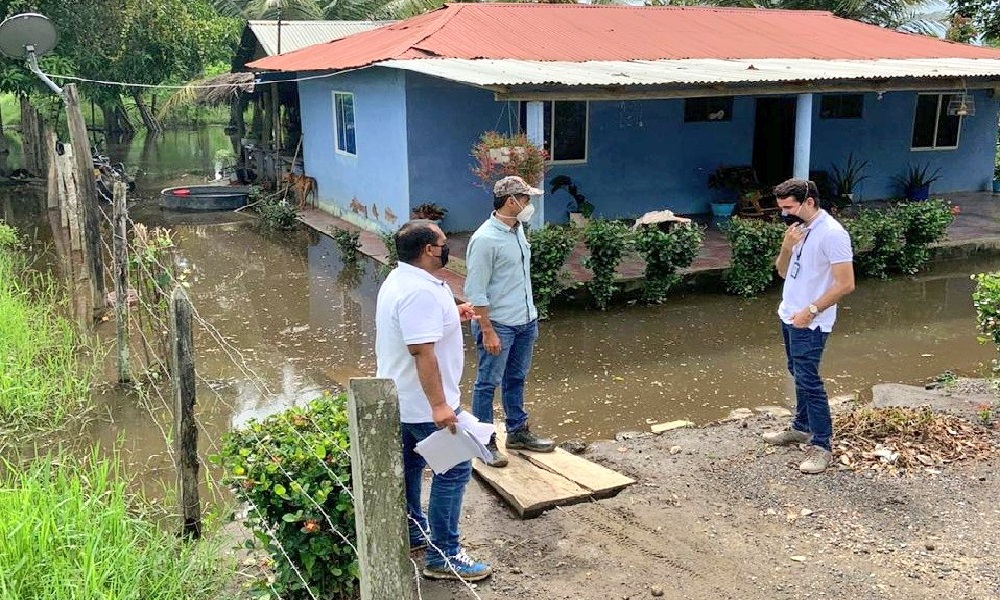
[170,286,201,540]
[113,181,130,384]
[64,83,106,311]
[346,378,416,600]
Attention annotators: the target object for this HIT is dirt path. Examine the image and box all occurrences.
[420,412,1000,600]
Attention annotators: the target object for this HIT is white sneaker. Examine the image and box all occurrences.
[799,445,832,474]
[762,428,810,446]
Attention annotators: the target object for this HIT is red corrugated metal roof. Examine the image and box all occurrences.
[249,3,1000,72]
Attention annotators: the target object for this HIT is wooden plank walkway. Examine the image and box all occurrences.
[473,430,635,518]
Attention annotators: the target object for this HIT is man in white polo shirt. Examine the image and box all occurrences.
[763,179,855,474]
[375,220,491,581]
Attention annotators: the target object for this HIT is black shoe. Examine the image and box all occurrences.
[506,427,555,453]
[484,436,508,468]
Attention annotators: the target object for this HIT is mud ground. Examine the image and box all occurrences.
[419,385,1000,600]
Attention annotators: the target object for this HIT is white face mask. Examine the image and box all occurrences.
[514,197,536,223]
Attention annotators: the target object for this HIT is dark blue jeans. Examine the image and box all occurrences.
[781,322,832,451]
[400,421,471,562]
[470,319,538,433]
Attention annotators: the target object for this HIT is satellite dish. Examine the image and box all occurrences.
[0,13,58,60]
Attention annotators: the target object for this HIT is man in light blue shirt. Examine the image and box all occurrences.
[465,176,556,468]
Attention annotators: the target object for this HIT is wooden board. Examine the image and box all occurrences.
[472,429,636,518]
[517,449,635,499]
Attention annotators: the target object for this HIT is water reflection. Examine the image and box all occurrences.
[5,129,999,501]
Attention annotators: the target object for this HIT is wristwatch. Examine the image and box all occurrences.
[808,304,820,316]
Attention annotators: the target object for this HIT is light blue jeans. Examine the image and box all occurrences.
[781,322,832,451]
[400,421,471,563]
[470,319,538,433]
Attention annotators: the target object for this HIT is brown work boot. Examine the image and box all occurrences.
[507,427,555,453]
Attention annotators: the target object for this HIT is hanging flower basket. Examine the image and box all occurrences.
[472,131,548,190]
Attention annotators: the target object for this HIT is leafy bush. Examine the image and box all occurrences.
[634,223,704,304]
[329,227,361,262]
[528,224,578,319]
[893,199,954,274]
[378,231,399,277]
[252,187,299,230]
[843,208,905,280]
[721,217,784,297]
[582,219,631,310]
[213,393,357,600]
[972,272,1000,350]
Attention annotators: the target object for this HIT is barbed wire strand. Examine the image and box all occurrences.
[95,201,486,597]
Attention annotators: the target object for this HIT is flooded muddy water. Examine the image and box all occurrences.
[6,129,1000,487]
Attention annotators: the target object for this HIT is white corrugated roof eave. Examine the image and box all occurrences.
[377,57,1000,90]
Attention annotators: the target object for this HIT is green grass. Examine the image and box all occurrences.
[0,451,231,600]
[0,222,90,434]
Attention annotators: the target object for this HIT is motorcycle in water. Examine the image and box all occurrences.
[91,147,136,201]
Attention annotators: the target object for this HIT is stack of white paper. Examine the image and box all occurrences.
[414,412,495,474]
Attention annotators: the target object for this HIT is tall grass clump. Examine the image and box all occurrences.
[0,451,230,599]
[0,222,90,433]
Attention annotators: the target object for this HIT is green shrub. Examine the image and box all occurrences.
[252,187,299,230]
[528,224,578,319]
[843,208,905,279]
[634,223,704,304]
[583,219,631,310]
[893,199,954,274]
[721,217,784,297]
[0,451,228,599]
[972,272,1000,350]
[213,393,357,599]
[329,227,361,262]
[379,231,398,277]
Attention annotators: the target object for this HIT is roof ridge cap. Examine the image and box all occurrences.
[406,4,466,58]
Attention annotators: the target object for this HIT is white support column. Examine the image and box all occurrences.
[793,93,813,180]
[525,100,545,229]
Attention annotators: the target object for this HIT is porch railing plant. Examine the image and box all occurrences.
[528,224,579,319]
[583,219,632,310]
[634,223,705,304]
[721,217,785,297]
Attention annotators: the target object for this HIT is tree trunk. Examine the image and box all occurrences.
[102,99,135,143]
[133,91,162,133]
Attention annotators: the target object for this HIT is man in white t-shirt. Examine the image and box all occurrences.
[763,179,856,474]
[375,220,492,581]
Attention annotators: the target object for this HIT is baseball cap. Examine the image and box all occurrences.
[494,175,543,197]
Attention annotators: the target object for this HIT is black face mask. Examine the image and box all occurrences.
[781,212,805,226]
[437,243,450,268]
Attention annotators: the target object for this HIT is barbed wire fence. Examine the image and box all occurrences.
[76,182,487,599]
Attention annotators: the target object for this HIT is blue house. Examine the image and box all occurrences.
[250,3,1000,233]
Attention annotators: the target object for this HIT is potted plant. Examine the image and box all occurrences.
[471,131,548,191]
[896,163,942,201]
[708,166,757,217]
[411,202,447,222]
[550,175,594,227]
[830,153,870,209]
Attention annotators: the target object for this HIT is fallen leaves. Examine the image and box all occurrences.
[833,406,998,476]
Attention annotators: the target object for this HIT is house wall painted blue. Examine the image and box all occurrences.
[300,68,1000,233]
[298,67,410,229]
